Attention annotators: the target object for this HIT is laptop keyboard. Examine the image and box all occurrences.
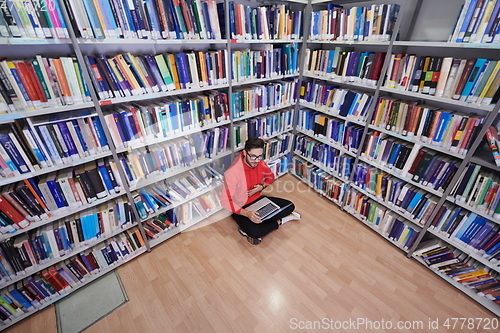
[256,203,277,218]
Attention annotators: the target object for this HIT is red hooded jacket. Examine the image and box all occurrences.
[220,152,275,214]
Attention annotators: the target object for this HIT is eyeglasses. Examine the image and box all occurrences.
[246,153,263,161]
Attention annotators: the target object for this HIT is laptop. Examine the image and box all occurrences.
[245,197,292,220]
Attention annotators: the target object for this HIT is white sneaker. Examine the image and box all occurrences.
[280,212,301,225]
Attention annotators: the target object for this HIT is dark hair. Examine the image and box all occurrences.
[244,137,264,151]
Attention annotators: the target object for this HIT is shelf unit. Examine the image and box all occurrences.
[0,0,305,328]
[292,0,500,317]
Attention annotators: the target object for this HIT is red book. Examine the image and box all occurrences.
[42,270,64,292]
[24,61,48,103]
[0,196,28,228]
[370,52,386,82]
[452,58,476,100]
[84,253,99,271]
[49,267,71,289]
[23,282,44,301]
[407,150,426,175]
[70,258,89,277]
[459,117,479,151]
[178,0,195,38]
[198,197,211,211]
[129,106,144,140]
[14,61,41,104]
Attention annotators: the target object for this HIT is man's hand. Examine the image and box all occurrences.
[241,209,262,224]
[247,184,264,197]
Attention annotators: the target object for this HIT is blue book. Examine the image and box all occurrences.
[97,161,114,193]
[168,0,182,39]
[141,190,159,211]
[407,191,424,212]
[56,122,78,158]
[46,174,68,209]
[71,121,89,153]
[355,7,364,40]
[453,213,478,240]
[486,241,500,256]
[8,288,33,310]
[144,0,161,37]
[387,143,402,166]
[460,216,487,244]
[456,0,479,42]
[0,132,31,173]
[443,208,463,233]
[80,0,105,38]
[460,59,488,101]
[433,112,453,143]
[78,253,94,272]
[133,194,148,220]
[56,225,70,251]
[91,117,109,149]
[80,214,90,240]
[468,221,495,249]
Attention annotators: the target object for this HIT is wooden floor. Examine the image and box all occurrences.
[8,175,497,333]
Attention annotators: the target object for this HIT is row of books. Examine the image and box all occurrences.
[352,163,438,227]
[0,228,145,321]
[142,189,220,238]
[262,133,293,162]
[449,0,500,44]
[297,107,342,142]
[309,4,400,42]
[120,128,229,187]
[230,45,299,82]
[0,57,91,112]
[0,197,133,281]
[292,158,347,205]
[132,165,221,220]
[298,109,345,146]
[382,55,500,105]
[297,109,364,152]
[299,82,374,122]
[360,133,460,193]
[230,79,298,119]
[429,206,500,263]
[103,92,229,149]
[344,188,420,250]
[233,119,293,151]
[243,109,294,140]
[227,2,302,41]
[298,82,487,158]
[85,51,227,100]
[0,114,109,180]
[0,158,124,233]
[69,0,222,40]
[450,163,500,219]
[0,0,70,39]
[294,134,354,181]
[304,49,385,87]
[370,97,484,156]
[415,243,500,304]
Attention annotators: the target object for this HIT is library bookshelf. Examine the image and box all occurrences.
[0,0,302,328]
[293,0,500,317]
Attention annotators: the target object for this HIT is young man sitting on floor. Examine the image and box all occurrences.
[220,137,301,245]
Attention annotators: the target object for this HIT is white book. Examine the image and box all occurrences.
[56,171,78,208]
